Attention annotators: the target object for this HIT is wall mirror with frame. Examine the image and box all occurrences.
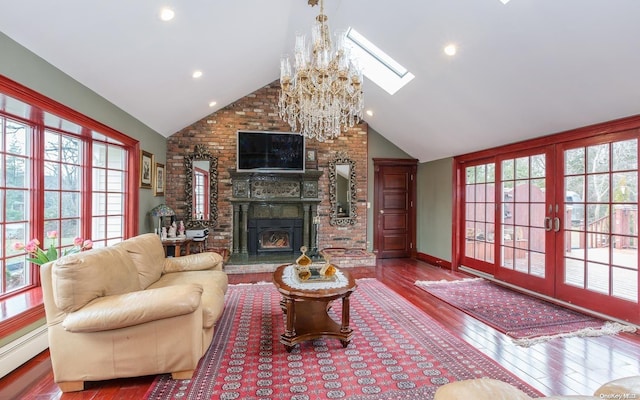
[185,144,218,228]
[329,151,357,226]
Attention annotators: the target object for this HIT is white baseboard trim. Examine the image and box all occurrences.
[0,325,49,379]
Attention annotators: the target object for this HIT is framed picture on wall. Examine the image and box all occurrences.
[306,149,318,169]
[140,150,153,189]
[154,162,165,196]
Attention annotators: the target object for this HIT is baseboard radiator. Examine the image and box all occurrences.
[0,325,48,379]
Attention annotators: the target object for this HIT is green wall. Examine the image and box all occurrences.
[416,157,454,261]
[367,128,454,260]
[0,32,167,234]
[366,127,414,251]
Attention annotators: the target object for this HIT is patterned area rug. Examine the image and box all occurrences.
[415,278,636,347]
[145,279,541,399]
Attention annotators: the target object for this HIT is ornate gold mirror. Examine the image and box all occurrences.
[185,144,218,228]
[329,151,357,226]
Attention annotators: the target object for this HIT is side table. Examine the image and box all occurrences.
[161,237,193,257]
[272,264,357,352]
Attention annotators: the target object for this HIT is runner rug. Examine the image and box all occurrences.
[415,278,636,347]
[145,279,541,400]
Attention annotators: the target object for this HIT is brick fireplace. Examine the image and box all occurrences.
[165,81,369,255]
[230,169,323,259]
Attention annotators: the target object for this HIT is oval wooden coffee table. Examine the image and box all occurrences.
[273,264,357,352]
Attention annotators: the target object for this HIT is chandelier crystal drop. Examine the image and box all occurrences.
[278,0,364,142]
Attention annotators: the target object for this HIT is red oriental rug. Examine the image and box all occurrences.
[415,278,635,347]
[145,279,542,399]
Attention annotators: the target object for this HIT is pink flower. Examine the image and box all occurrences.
[25,240,39,253]
[17,233,93,265]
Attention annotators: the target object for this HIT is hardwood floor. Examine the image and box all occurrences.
[1,258,639,399]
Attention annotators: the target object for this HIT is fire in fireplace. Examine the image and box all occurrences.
[260,230,290,249]
[247,218,303,255]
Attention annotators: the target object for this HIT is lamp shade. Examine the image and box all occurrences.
[149,204,176,217]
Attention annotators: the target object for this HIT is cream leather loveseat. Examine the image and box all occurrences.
[40,233,228,392]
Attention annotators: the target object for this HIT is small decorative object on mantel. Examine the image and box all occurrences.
[305,149,318,169]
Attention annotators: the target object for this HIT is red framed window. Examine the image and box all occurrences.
[0,76,139,300]
[1,114,32,295]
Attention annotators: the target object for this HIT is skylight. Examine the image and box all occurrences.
[345,28,415,95]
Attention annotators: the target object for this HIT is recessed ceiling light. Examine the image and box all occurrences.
[444,44,457,56]
[192,70,203,79]
[209,101,217,107]
[159,8,175,21]
[366,110,374,117]
[500,0,511,4]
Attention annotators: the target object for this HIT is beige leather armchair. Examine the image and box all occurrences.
[40,233,228,392]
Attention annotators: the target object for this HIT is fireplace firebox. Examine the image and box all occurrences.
[248,218,303,255]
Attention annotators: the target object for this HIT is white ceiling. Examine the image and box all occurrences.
[1,0,640,162]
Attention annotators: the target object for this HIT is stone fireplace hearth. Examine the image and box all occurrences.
[229,169,323,262]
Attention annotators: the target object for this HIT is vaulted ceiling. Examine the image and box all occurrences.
[1,0,639,162]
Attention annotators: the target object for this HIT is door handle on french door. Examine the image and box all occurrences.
[553,217,561,232]
[544,217,552,231]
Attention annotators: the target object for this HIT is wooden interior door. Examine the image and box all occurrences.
[373,158,417,259]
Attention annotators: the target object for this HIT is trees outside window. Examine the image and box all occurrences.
[1,83,137,299]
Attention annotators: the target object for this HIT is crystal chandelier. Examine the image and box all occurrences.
[278,0,364,142]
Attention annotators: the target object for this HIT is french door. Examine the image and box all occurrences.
[462,147,555,295]
[555,133,638,320]
[494,148,556,295]
[459,132,639,323]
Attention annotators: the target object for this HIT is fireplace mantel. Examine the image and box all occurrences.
[229,169,323,257]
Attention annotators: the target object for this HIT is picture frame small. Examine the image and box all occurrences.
[306,149,318,169]
[140,150,153,189]
[154,162,165,196]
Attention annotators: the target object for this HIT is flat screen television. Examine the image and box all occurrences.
[237,131,305,172]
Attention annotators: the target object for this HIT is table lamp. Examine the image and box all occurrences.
[149,204,176,235]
